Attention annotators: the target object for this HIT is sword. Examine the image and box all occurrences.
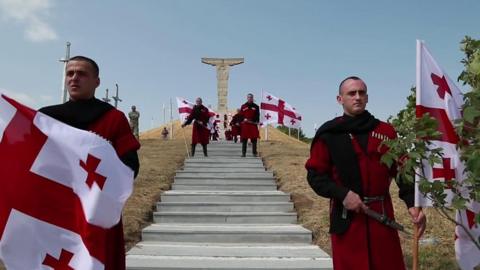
[363,208,412,236]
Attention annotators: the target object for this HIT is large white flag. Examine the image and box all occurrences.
[260,91,302,128]
[0,94,135,269]
[416,40,480,269]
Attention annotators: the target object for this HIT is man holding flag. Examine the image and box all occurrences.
[0,55,140,269]
[181,97,211,157]
[305,76,426,270]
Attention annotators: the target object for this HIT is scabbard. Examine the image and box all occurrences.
[363,208,409,235]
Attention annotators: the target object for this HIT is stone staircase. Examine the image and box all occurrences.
[126,141,332,269]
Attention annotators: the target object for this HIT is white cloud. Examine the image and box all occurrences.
[1,88,39,107]
[0,0,58,42]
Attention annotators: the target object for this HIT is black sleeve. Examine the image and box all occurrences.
[307,169,349,201]
[120,150,140,178]
[395,175,415,208]
[254,104,260,122]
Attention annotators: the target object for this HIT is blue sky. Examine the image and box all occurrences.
[0,0,479,136]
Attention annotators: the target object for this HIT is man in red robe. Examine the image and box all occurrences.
[230,109,242,143]
[39,56,140,270]
[181,97,210,157]
[240,93,260,157]
[305,76,426,270]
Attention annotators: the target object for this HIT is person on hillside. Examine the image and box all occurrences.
[181,97,210,157]
[40,55,140,270]
[128,105,140,140]
[230,109,242,143]
[305,76,426,270]
[240,93,260,157]
[161,127,169,140]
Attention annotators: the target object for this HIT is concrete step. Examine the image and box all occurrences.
[175,176,274,182]
[126,256,333,269]
[172,183,276,191]
[153,212,297,223]
[184,163,265,168]
[156,202,294,212]
[141,224,312,244]
[175,172,274,178]
[161,191,291,203]
[186,158,262,163]
[173,179,275,185]
[128,242,330,259]
[179,167,267,173]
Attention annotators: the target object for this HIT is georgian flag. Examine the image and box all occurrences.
[416,40,480,269]
[176,97,216,130]
[260,91,302,128]
[0,94,135,269]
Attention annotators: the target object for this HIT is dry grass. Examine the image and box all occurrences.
[123,121,189,250]
[258,126,458,270]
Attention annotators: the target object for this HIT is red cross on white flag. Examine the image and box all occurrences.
[0,94,135,269]
[416,40,480,269]
[260,91,302,128]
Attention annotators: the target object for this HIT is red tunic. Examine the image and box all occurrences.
[230,113,242,137]
[240,103,260,140]
[305,121,406,270]
[88,109,140,270]
[185,105,210,145]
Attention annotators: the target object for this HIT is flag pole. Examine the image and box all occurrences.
[413,223,419,270]
[181,127,190,157]
[412,39,423,270]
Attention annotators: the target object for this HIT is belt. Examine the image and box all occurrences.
[363,195,386,216]
[341,195,387,219]
[363,195,385,204]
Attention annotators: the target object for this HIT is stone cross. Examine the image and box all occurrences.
[102,88,111,103]
[112,83,122,108]
[201,58,244,114]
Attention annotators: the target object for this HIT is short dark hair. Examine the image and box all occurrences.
[247,93,254,97]
[338,76,365,94]
[69,56,99,77]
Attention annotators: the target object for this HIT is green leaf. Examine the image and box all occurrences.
[463,106,480,123]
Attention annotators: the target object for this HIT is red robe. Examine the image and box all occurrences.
[88,109,140,270]
[185,105,210,145]
[240,103,260,140]
[305,120,407,270]
[230,113,242,137]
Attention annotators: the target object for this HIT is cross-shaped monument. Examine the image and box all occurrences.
[201,58,244,115]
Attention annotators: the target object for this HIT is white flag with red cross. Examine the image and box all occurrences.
[0,94,135,269]
[260,91,302,128]
[416,40,480,269]
[176,97,216,130]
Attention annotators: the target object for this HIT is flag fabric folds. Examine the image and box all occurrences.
[0,94,134,269]
[260,91,302,128]
[416,40,480,269]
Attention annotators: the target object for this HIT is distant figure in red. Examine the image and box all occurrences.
[230,109,242,143]
[240,93,260,157]
[181,97,210,157]
[305,76,426,270]
[225,129,233,141]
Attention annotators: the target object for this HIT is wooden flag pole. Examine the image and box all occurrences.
[413,223,419,270]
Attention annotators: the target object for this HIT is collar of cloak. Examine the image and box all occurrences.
[39,97,114,130]
[311,110,380,196]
